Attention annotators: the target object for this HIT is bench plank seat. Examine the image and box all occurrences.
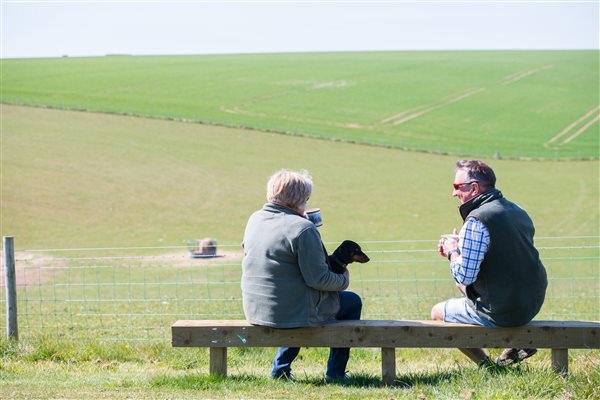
[171,319,599,383]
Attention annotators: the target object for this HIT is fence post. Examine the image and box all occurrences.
[4,236,18,341]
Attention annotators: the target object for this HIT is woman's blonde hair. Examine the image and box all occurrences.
[266,169,313,210]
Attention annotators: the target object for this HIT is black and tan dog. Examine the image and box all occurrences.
[326,240,370,274]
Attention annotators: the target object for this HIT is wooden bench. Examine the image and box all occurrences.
[171,319,600,384]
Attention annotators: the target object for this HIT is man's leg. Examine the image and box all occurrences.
[431,300,490,366]
[326,291,362,379]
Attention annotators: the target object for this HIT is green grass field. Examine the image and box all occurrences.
[2,105,598,250]
[2,51,598,159]
[10,240,599,340]
[1,104,599,399]
[1,50,599,398]
[2,239,598,399]
[1,336,597,399]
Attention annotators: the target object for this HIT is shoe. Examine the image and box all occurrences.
[478,356,496,369]
[494,348,537,366]
[325,373,349,383]
[271,371,297,382]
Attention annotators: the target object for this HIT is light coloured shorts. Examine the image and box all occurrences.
[443,297,497,327]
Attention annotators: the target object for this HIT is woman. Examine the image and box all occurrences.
[241,169,362,382]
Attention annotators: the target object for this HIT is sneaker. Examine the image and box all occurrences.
[494,348,537,366]
[325,373,349,383]
[271,371,297,382]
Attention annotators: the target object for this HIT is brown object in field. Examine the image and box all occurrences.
[199,238,217,256]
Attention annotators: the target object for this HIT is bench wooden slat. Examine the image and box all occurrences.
[172,319,599,380]
[172,320,600,349]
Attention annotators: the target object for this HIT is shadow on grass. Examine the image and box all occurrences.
[308,370,458,388]
[150,364,520,390]
[392,364,515,388]
[392,370,456,388]
[300,363,519,388]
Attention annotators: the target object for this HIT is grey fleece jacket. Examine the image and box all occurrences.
[241,203,349,328]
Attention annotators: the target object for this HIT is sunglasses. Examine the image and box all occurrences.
[453,181,478,190]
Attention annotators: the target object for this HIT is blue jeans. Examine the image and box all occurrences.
[270,291,362,379]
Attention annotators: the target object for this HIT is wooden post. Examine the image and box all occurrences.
[551,348,568,375]
[210,347,227,377]
[381,347,396,385]
[3,237,18,341]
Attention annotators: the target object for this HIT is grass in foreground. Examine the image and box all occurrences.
[1,337,598,399]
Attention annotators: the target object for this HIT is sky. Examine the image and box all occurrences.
[1,1,599,59]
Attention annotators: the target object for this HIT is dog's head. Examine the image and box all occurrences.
[340,240,370,264]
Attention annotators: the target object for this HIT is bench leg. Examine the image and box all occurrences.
[551,348,568,375]
[210,347,227,377]
[381,347,396,385]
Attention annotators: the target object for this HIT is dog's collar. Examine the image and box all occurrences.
[329,253,347,269]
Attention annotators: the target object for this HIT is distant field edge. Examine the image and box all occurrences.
[2,101,598,161]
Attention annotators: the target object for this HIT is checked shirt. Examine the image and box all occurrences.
[450,217,490,285]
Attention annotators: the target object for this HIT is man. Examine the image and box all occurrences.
[432,160,547,367]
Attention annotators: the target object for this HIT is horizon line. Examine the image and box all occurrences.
[2,48,599,60]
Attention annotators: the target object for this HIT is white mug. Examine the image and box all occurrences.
[306,208,323,227]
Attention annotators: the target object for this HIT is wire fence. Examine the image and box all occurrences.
[1,236,598,342]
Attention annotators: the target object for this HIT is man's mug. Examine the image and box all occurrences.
[441,234,459,246]
[306,208,323,227]
[440,234,458,247]
[442,233,458,243]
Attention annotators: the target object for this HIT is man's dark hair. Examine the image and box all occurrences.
[456,160,496,189]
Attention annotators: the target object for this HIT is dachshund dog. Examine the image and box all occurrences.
[327,240,370,274]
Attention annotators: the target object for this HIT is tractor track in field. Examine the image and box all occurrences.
[501,65,554,85]
[380,87,486,125]
[544,104,600,148]
[3,103,597,161]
